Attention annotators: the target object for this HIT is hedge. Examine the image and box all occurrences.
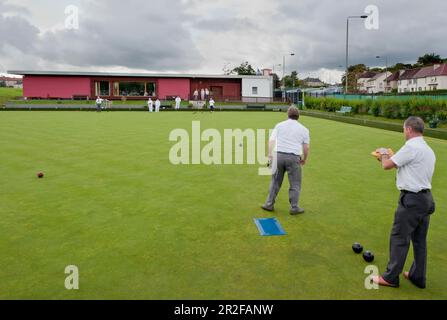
[304,96,447,121]
[300,110,447,140]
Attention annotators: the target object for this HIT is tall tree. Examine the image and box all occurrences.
[341,64,367,93]
[231,61,256,75]
[281,71,298,88]
[416,53,443,66]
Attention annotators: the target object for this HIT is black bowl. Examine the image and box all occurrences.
[352,243,363,254]
[363,251,375,263]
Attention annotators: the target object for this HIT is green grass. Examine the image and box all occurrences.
[0,88,23,106]
[0,111,446,300]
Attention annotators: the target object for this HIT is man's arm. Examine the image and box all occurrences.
[268,139,276,160]
[301,143,309,165]
[379,154,397,170]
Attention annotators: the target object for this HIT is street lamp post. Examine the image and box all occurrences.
[376,55,389,92]
[345,15,368,97]
[283,53,295,102]
[273,64,282,74]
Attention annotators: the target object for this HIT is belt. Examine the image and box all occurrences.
[277,152,300,156]
[401,189,431,194]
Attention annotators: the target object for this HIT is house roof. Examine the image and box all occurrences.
[385,71,400,82]
[414,64,447,78]
[8,70,272,80]
[367,72,391,82]
[399,68,421,80]
[358,71,377,79]
[304,77,323,82]
[0,77,22,81]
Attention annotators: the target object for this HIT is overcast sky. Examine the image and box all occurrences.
[1,0,446,83]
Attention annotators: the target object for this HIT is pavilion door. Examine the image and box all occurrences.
[210,86,223,101]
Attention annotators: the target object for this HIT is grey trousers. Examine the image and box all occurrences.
[382,191,435,288]
[265,153,302,209]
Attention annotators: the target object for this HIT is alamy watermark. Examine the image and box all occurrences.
[364,5,379,30]
[65,265,79,290]
[169,121,278,176]
[364,265,380,290]
[65,5,79,30]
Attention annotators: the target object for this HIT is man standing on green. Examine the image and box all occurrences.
[373,116,436,289]
[262,106,310,215]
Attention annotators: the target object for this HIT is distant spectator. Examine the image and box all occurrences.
[201,88,205,101]
[148,98,154,113]
[96,96,103,112]
[209,98,215,113]
[175,96,182,110]
[155,99,161,113]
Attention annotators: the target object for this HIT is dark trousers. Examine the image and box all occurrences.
[96,103,102,112]
[265,153,302,209]
[382,191,435,288]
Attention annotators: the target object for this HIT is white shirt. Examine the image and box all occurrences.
[96,98,103,104]
[155,100,161,107]
[148,99,153,106]
[391,136,436,192]
[209,99,215,106]
[175,97,181,104]
[270,119,310,156]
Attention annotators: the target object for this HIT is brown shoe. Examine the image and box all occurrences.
[372,276,399,288]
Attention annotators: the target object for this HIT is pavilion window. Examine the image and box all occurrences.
[145,83,156,97]
[112,82,157,97]
[95,81,110,96]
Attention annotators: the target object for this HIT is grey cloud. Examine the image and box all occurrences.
[274,0,447,71]
[0,15,39,53]
[1,0,203,71]
[1,0,446,75]
[192,17,259,33]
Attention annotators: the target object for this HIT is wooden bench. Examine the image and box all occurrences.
[336,106,352,115]
[72,95,89,100]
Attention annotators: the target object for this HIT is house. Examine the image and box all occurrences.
[303,77,325,87]
[398,68,422,93]
[397,64,447,93]
[365,72,392,94]
[8,70,274,102]
[0,76,23,88]
[357,71,377,93]
[384,71,400,93]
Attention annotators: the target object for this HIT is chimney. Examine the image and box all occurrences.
[262,69,273,76]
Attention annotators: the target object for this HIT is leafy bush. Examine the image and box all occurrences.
[304,96,447,120]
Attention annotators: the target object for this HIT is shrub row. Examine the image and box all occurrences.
[304,96,447,121]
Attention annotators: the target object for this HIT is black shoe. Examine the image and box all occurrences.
[261,205,274,212]
[290,208,305,215]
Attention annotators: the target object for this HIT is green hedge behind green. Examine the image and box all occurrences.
[304,96,447,121]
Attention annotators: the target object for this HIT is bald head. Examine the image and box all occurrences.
[288,106,300,120]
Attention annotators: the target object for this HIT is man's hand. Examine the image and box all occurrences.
[300,159,306,166]
[267,154,273,167]
[371,148,394,162]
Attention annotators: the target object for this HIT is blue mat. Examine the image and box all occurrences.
[254,218,286,236]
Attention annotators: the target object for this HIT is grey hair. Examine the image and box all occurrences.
[404,116,425,134]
